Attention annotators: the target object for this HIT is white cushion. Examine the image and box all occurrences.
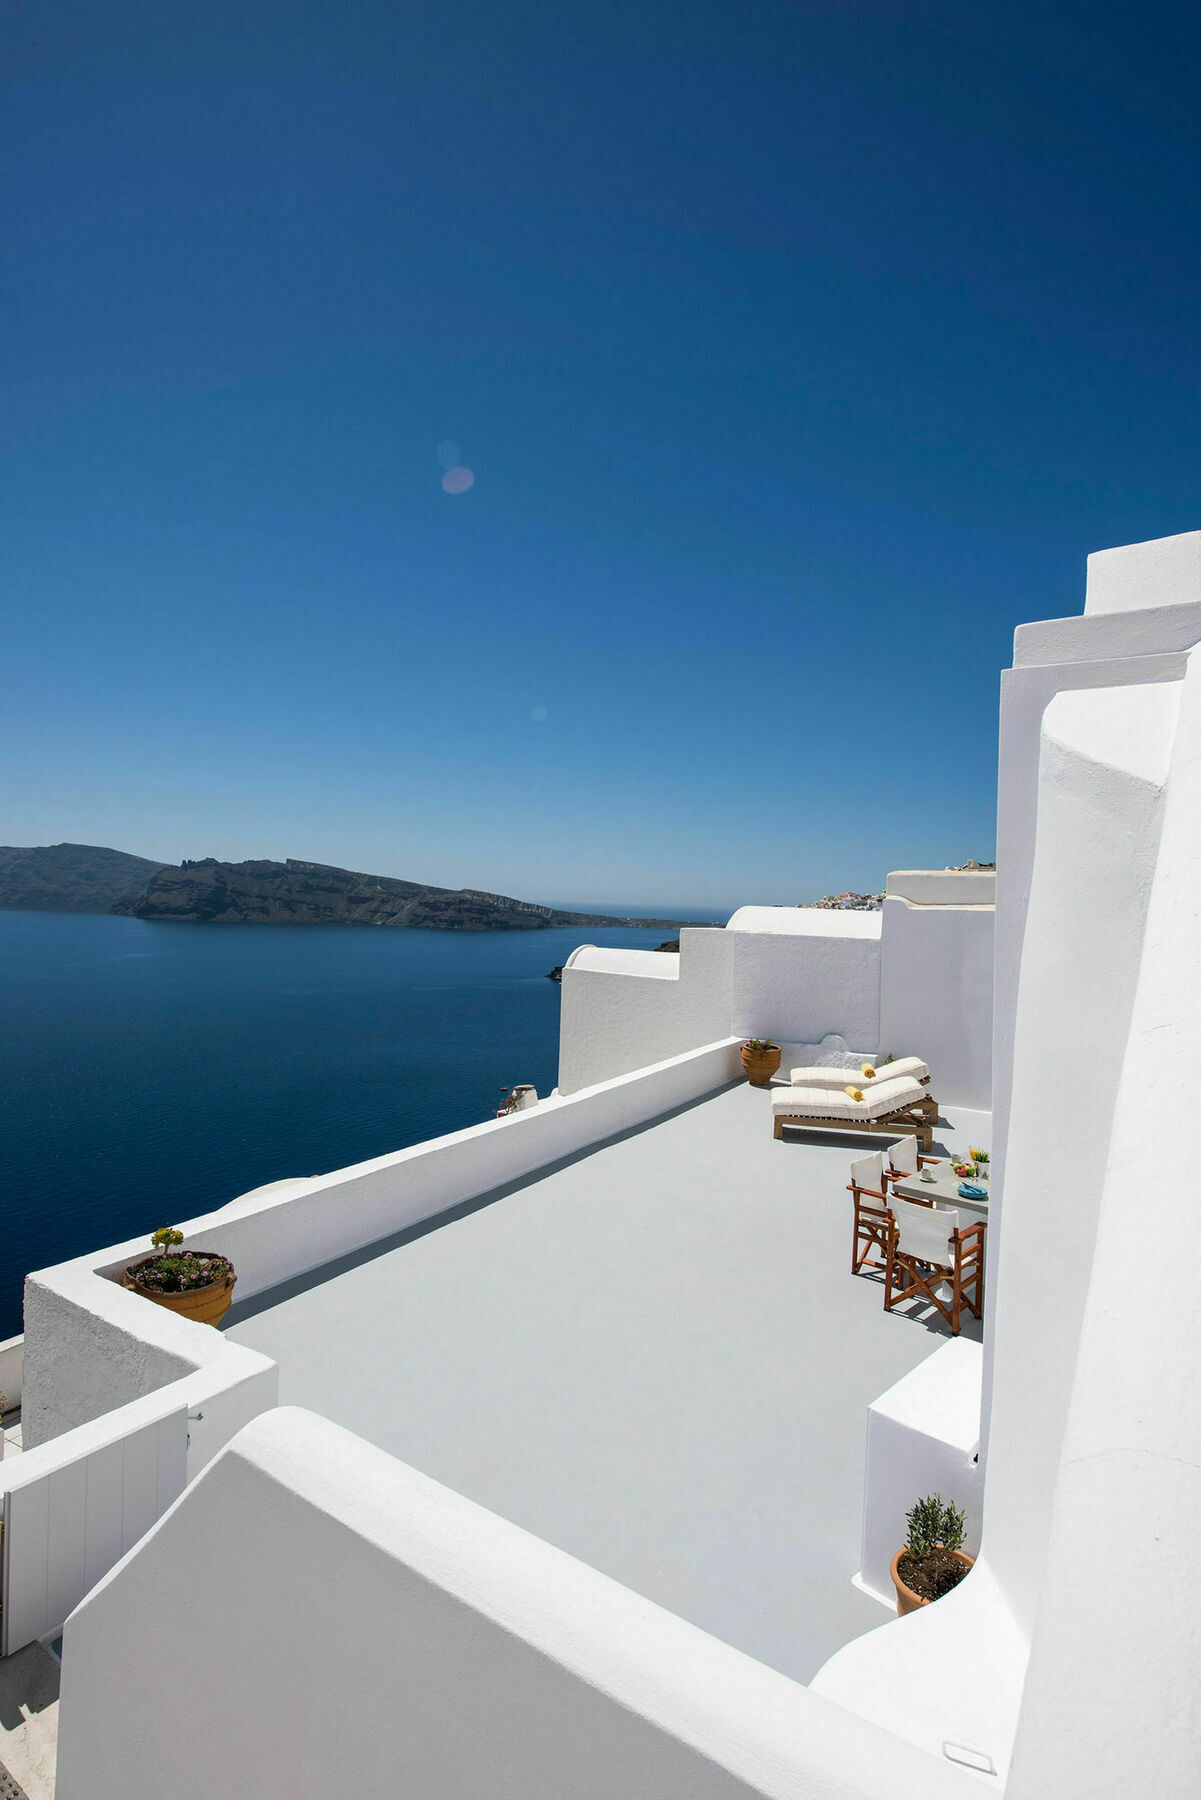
[789,1066,862,1087]
[789,1057,929,1088]
[878,1056,929,1083]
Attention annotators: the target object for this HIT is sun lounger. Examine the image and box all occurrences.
[771,1075,935,1149]
[787,1056,929,1088]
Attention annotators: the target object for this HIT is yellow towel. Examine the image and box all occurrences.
[861,1063,876,1079]
[844,1085,864,1102]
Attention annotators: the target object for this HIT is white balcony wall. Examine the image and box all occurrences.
[727,907,881,1051]
[56,1407,973,1800]
[23,1039,742,1449]
[986,538,1201,1455]
[877,897,994,1110]
[1004,641,1201,1800]
[559,909,885,1094]
[557,929,733,1094]
[984,676,1180,1637]
[1085,527,1201,614]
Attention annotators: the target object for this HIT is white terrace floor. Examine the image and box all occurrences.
[225,1081,988,1685]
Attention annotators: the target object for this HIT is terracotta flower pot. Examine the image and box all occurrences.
[741,1043,782,1086]
[890,1548,974,1617]
[123,1254,237,1327]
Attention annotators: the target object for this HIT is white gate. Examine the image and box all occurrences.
[1,1402,188,1655]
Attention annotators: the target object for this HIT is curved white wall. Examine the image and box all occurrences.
[1005,648,1201,1798]
[983,676,1180,1639]
[565,945,680,979]
[57,1407,973,1800]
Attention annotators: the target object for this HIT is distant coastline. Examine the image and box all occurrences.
[0,843,703,933]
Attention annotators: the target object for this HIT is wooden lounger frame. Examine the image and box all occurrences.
[773,1100,935,1151]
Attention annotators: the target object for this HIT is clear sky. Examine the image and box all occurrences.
[4,2,1198,908]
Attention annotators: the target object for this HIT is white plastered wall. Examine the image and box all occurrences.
[1085,527,1201,614]
[56,1407,975,1800]
[812,669,1183,1785]
[982,676,1180,1636]
[986,541,1201,1457]
[558,908,885,1094]
[23,1038,743,1449]
[878,897,994,1110]
[557,928,733,1094]
[1004,644,1201,1798]
[727,907,881,1050]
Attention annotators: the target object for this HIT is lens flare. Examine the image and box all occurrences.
[441,466,475,495]
[532,706,548,722]
[436,440,461,469]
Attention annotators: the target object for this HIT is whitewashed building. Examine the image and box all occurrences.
[3,529,1200,1798]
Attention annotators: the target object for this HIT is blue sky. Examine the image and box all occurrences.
[4,2,1198,908]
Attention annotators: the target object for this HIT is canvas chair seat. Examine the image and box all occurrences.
[884,1197,986,1336]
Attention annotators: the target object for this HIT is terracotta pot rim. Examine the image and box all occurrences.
[889,1547,974,1613]
[124,1253,236,1299]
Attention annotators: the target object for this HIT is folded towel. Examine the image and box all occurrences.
[861,1063,876,1079]
[845,1085,864,1101]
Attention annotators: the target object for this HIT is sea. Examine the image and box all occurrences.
[0,905,726,1339]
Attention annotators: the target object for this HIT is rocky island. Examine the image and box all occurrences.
[0,842,167,913]
[107,855,693,932]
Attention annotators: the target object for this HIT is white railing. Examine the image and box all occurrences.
[2,1354,277,1655]
[2,1391,186,1654]
[11,1040,739,1654]
[99,1037,747,1309]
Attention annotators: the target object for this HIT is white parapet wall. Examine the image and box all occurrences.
[559,908,886,1094]
[22,1036,745,1449]
[557,929,734,1094]
[1085,527,1201,615]
[726,906,882,1049]
[55,1406,976,1800]
[877,894,994,1111]
[559,896,994,1106]
[885,869,995,906]
[856,1337,983,1606]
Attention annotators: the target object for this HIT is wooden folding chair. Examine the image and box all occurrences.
[886,1136,939,1183]
[848,1151,896,1276]
[884,1198,986,1336]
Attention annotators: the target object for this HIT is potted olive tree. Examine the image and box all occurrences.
[741,1039,782,1086]
[123,1226,237,1327]
[890,1493,974,1616]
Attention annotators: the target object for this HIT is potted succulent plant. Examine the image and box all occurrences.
[123,1226,237,1327]
[741,1038,782,1086]
[890,1493,974,1616]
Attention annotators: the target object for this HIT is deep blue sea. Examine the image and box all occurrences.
[0,907,724,1338]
